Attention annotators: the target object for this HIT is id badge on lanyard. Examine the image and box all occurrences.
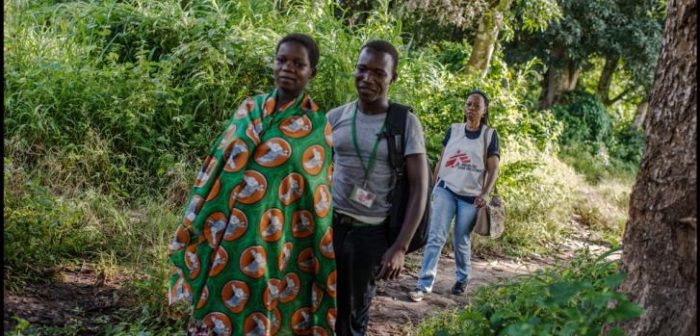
[350,183,377,208]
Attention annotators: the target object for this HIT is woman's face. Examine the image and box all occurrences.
[464,94,486,124]
[274,41,314,96]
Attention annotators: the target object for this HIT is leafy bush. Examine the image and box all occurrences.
[551,90,612,153]
[607,125,645,166]
[415,249,643,336]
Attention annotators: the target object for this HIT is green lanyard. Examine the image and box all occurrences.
[351,103,386,188]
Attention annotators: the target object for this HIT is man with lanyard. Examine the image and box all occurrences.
[327,40,429,336]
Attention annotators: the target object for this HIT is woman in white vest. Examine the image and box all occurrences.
[409,90,500,301]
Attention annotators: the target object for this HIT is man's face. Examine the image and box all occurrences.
[354,48,395,104]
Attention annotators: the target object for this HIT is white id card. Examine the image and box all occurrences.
[350,185,376,208]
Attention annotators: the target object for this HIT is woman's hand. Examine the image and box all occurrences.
[475,194,488,208]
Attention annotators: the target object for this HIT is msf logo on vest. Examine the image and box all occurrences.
[445,150,471,169]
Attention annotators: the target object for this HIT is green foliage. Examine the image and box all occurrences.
[549,90,642,182]
[608,125,645,164]
[415,249,643,335]
[505,0,663,97]
[552,90,612,152]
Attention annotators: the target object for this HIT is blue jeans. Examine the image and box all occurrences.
[416,185,478,292]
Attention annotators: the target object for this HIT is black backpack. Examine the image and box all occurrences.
[384,102,433,254]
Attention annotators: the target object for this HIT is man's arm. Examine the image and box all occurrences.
[377,153,429,280]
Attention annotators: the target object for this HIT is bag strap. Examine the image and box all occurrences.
[385,102,411,179]
[481,126,497,195]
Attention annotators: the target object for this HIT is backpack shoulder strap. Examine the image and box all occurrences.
[385,102,411,177]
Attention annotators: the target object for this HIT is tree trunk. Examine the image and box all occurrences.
[538,42,580,109]
[597,55,620,105]
[616,0,697,335]
[630,100,649,130]
[465,0,512,78]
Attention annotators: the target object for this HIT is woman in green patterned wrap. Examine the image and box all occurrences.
[167,33,336,336]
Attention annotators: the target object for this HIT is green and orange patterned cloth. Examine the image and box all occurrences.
[167,89,336,336]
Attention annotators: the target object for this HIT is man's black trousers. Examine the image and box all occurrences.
[332,212,389,336]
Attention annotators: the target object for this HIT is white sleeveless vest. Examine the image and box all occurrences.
[437,123,492,197]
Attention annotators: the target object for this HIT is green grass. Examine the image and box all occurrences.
[414,249,643,336]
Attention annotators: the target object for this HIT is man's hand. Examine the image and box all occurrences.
[376,246,406,280]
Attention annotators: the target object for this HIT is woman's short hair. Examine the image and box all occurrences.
[276,33,320,72]
[360,40,399,76]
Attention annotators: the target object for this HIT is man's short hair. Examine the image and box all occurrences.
[276,33,320,72]
[360,40,399,76]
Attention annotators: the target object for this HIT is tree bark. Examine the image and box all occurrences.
[630,100,649,130]
[597,55,620,105]
[538,42,580,109]
[465,0,512,78]
[616,0,697,335]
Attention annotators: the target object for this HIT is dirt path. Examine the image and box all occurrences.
[366,228,618,336]
[3,265,133,334]
[4,223,617,335]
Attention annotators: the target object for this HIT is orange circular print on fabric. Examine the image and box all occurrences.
[234,170,267,205]
[297,248,318,274]
[223,209,248,242]
[291,210,315,239]
[254,137,291,168]
[208,247,229,277]
[183,195,204,228]
[260,208,284,242]
[240,246,267,279]
[326,270,337,298]
[320,227,334,259]
[279,173,305,206]
[291,307,313,335]
[185,243,201,280]
[167,225,190,255]
[221,280,250,314]
[278,242,293,272]
[194,156,218,188]
[280,115,312,138]
[196,285,209,309]
[327,308,336,331]
[279,272,301,304]
[170,275,192,304]
[313,185,331,218]
[324,121,333,147]
[263,97,276,117]
[244,312,271,336]
[263,278,282,311]
[206,178,221,201]
[202,312,232,336]
[217,123,237,150]
[246,121,261,146]
[312,326,330,336]
[311,283,324,313]
[302,145,326,176]
[204,212,228,248]
[223,139,249,173]
[235,99,255,120]
[271,308,282,335]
